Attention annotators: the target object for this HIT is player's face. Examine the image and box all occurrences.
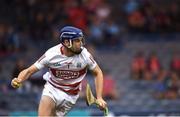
[71,38,83,54]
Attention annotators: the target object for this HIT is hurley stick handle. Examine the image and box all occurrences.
[95,101,109,116]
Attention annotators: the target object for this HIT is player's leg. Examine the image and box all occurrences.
[56,99,75,116]
[38,95,56,116]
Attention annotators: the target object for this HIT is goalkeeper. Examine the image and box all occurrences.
[11,26,107,116]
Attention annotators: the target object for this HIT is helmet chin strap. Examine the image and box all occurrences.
[66,40,73,48]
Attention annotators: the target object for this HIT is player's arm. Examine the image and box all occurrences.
[91,65,107,109]
[11,52,49,88]
[11,65,39,88]
[91,65,103,99]
[84,48,107,109]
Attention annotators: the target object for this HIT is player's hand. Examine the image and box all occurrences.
[11,78,22,88]
[96,98,107,110]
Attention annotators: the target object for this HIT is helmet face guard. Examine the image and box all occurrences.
[62,36,85,49]
[59,26,85,54]
[59,26,85,48]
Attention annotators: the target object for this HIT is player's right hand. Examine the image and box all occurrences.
[11,78,22,88]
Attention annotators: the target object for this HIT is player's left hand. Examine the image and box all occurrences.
[96,98,107,110]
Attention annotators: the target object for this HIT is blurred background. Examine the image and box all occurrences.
[0,0,180,116]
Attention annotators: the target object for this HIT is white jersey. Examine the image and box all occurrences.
[34,44,97,95]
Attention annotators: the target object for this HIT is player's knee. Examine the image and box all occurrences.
[38,109,55,116]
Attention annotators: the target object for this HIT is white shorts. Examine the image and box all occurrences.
[42,82,79,116]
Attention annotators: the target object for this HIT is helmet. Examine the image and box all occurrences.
[59,26,84,43]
